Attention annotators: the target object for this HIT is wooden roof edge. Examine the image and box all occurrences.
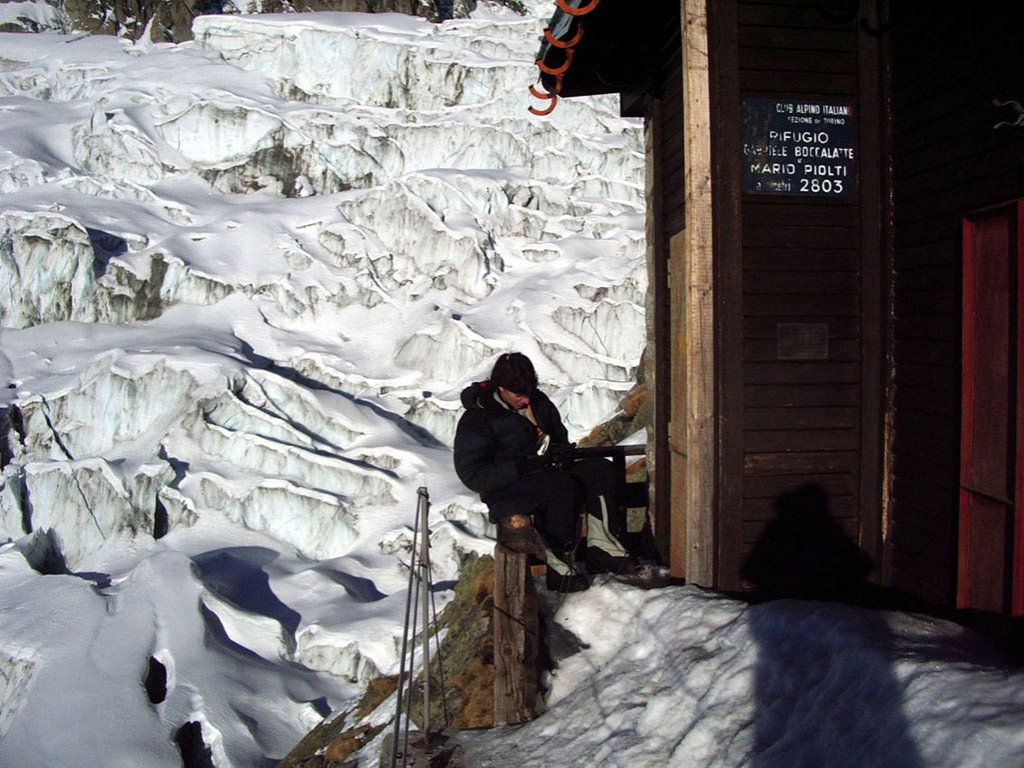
[529,0,664,115]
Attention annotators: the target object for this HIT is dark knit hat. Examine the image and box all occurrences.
[489,352,538,394]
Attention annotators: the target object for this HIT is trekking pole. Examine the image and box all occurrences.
[389,487,436,767]
[417,487,431,748]
[390,492,421,768]
[428,586,451,729]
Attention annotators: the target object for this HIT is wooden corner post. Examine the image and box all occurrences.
[677,0,717,586]
[492,538,540,725]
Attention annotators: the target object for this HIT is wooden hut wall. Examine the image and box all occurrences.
[713,0,886,590]
[887,7,1024,606]
[646,9,683,565]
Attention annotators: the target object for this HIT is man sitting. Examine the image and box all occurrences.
[452,352,634,592]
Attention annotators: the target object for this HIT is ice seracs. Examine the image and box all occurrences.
[0,210,97,327]
[0,5,645,766]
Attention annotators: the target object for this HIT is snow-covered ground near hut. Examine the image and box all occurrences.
[0,2,1022,768]
[454,581,1024,768]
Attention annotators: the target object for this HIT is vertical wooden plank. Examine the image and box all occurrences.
[958,217,983,614]
[857,0,886,577]
[708,0,744,590]
[669,231,688,577]
[878,17,898,590]
[492,543,536,725]
[647,97,673,565]
[681,0,716,586]
[1016,201,1024,617]
[650,7,684,574]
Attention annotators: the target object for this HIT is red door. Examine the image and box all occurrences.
[960,201,1024,616]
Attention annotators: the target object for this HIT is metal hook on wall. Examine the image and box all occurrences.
[536,48,575,76]
[859,0,891,36]
[556,0,600,17]
[544,25,583,49]
[529,82,559,116]
[813,0,858,25]
[814,0,890,35]
[993,99,1024,130]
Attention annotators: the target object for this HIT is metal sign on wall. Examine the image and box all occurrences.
[742,98,856,196]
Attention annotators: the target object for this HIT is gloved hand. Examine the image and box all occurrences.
[517,453,552,475]
[548,442,577,469]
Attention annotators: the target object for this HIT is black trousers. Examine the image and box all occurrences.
[485,468,583,553]
[484,457,619,554]
[568,457,622,536]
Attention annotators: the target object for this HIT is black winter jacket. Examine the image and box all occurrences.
[453,381,569,500]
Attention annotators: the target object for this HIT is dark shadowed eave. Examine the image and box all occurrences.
[529,0,655,115]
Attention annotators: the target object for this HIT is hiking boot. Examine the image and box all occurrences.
[611,561,676,589]
[587,546,644,575]
[545,565,589,593]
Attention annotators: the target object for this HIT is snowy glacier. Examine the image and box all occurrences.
[0,2,646,765]
[2,6,1023,768]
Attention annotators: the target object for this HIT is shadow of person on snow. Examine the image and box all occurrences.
[741,483,924,768]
